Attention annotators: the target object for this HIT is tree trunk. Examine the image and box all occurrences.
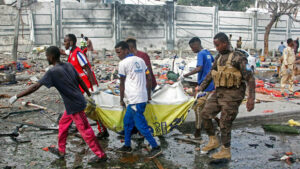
[264,16,277,57]
[12,0,21,62]
[12,9,20,62]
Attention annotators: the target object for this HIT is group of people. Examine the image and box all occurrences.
[80,34,94,65]
[278,38,299,56]
[229,34,243,49]
[182,33,255,159]
[8,32,255,164]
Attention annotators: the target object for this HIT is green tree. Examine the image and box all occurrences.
[176,0,255,11]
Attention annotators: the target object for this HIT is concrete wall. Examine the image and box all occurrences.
[175,6,216,50]
[61,2,114,50]
[1,2,300,53]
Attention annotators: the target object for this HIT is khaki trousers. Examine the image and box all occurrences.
[280,68,294,94]
[193,92,211,130]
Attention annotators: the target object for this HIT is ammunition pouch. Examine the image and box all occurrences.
[212,52,242,88]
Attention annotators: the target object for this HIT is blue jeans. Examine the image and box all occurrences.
[124,102,158,148]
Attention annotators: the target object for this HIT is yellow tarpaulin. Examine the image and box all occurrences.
[85,82,194,136]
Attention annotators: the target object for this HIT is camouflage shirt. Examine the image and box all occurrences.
[199,50,255,102]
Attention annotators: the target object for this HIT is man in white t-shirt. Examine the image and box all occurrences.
[115,41,162,159]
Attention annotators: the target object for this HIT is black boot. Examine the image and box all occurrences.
[96,130,109,140]
[194,128,201,139]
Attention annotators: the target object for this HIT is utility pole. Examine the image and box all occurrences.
[12,0,21,62]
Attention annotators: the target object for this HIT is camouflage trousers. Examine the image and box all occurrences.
[201,91,242,147]
[192,92,211,130]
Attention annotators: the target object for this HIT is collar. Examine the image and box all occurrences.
[125,53,134,58]
[219,50,231,55]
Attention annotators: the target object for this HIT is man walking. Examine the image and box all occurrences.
[126,38,157,90]
[64,34,109,139]
[85,37,94,65]
[115,41,162,159]
[294,37,299,55]
[236,36,242,49]
[278,41,286,56]
[80,34,87,50]
[9,46,107,163]
[198,32,255,159]
[180,37,215,139]
[281,38,296,97]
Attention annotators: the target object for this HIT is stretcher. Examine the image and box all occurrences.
[85,82,194,136]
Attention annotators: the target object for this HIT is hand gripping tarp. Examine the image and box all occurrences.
[85,82,194,136]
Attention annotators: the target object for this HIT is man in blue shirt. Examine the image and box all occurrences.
[181,37,215,139]
[278,41,286,56]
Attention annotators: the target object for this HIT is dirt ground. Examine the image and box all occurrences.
[1,54,300,168]
[1,83,300,169]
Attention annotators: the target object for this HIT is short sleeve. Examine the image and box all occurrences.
[77,52,88,67]
[143,53,151,66]
[118,61,126,77]
[209,52,214,63]
[38,71,53,88]
[197,52,204,67]
[140,59,147,72]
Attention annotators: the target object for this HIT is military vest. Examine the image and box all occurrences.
[211,52,242,88]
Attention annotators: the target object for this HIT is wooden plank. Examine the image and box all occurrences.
[174,137,204,145]
[145,145,164,169]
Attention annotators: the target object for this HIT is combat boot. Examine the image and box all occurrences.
[211,146,231,159]
[201,136,220,154]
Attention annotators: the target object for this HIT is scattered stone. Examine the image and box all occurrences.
[248,144,259,148]
[269,136,276,141]
[265,143,274,148]
[209,158,229,165]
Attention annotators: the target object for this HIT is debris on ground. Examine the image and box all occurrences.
[248,144,259,148]
[209,158,230,165]
[262,124,300,134]
[2,48,300,168]
[288,119,300,126]
[42,145,56,152]
[263,110,274,113]
[174,137,204,145]
[264,143,274,148]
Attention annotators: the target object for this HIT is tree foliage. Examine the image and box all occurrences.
[262,0,300,56]
[176,0,255,11]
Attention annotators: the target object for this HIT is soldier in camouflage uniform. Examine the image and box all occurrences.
[198,32,255,159]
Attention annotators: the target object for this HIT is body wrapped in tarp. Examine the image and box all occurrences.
[85,82,194,136]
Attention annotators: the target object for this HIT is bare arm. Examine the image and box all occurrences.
[82,64,97,86]
[146,72,152,100]
[120,76,126,107]
[16,83,42,99]
[246,72,256,100]
[233,52,255,111]
[184,66,202,78]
